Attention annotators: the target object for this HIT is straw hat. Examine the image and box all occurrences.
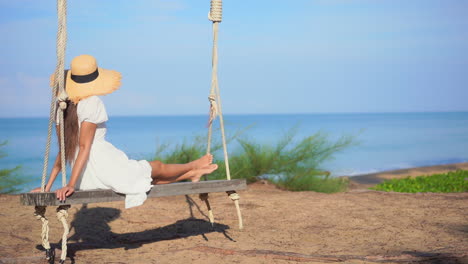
[50,55,121,103]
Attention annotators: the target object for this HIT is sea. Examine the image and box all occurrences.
[1,112,468,192]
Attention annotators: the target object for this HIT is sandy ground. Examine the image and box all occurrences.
[0,163,467,264]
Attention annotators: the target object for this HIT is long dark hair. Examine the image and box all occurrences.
[55,69,80,164]
[58,100,79,164]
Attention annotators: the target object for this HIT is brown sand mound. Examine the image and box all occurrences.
[1,180,467,264]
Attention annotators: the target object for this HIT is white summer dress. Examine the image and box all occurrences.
[57,96,153,208]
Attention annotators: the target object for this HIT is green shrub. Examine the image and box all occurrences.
[0,141,27,194]
[370,170,468,193]
[152,127,355,193]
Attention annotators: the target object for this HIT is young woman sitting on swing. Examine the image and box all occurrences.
[31,54,218,208]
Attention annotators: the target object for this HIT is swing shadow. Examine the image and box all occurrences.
[38,199,234,263]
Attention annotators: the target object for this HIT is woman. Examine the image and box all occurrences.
[32,55,218,208]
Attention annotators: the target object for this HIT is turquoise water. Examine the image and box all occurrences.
[1,112,468,192]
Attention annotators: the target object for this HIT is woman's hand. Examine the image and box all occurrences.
[55,186,75,201]
[30,187,42,193]
[30,186,51,193]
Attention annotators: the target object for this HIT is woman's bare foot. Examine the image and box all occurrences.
[191,164,218,182]
[189,154,213,169]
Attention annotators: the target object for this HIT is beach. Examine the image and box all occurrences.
[2,0,467,263]
[0,163,467,264]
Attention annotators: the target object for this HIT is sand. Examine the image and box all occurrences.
[0,163,467,264]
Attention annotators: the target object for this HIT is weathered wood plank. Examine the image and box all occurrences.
[20,179,247,206]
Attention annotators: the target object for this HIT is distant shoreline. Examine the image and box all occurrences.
[347,162,468,190]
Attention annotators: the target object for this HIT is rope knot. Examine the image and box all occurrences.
[208,0,222,22]
[57,91,68,110]
[56,205,70,219]
[208,95,218,127]
[34,206,47,218]
[59,102,67,110]
[199,193,209,201]
[228,192,240,201]
[208,94,216,103]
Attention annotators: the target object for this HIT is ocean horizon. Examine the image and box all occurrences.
[1,112,468,192]
[2,110,468,119]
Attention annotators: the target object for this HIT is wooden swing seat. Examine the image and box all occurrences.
[21,179,246,206]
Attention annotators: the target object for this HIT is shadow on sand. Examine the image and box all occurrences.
[37,195,233,263]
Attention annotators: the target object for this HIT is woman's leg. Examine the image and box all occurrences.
[152,164,218,184]
[149,154,214,184]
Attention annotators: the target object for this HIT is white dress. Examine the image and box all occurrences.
[57,96,153,208]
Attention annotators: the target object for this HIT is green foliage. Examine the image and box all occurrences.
[0,141,27,194]
[153,136,206,165]
[273,173,349,193]
[152,127,246,164]
[370,170,468,193]
[152,127,355,193]
[258,130,353,193]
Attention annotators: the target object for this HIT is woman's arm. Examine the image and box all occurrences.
[45,151,62,191]
[30,151,62,192]
[55,121,97,201]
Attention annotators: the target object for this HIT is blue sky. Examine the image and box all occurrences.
[0,0,467,117]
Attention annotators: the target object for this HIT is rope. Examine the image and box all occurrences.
[56,205,70,262]
[56,0,68,187]
[34,206,51,252]
[206,0,231,181]
[206,0,221,154]
[204,0,224,229]
[55,2,69,261]
[42,0,68,191]
[208,0,222,22]
[206,0,244,230]
[41,93,57,191]
[36,1,69,263]
[228,191,243,230]
[199,193,215,225]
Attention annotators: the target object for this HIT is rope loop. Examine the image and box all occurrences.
[208,0,222,22]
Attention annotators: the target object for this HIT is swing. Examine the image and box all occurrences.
[20,1,245,263]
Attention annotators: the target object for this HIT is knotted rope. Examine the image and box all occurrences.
[42,1,68,191]
[36,0,70,262]
[199,193,215,225]
[202,0,225,229]
[55,0,68,188]
[206,0,230,181]
[205,0,243,230]
[208,0,222,22]
[55,1,70,262]
[228,191,243,229]
[34,207,51,255]
[57,205,70,263]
